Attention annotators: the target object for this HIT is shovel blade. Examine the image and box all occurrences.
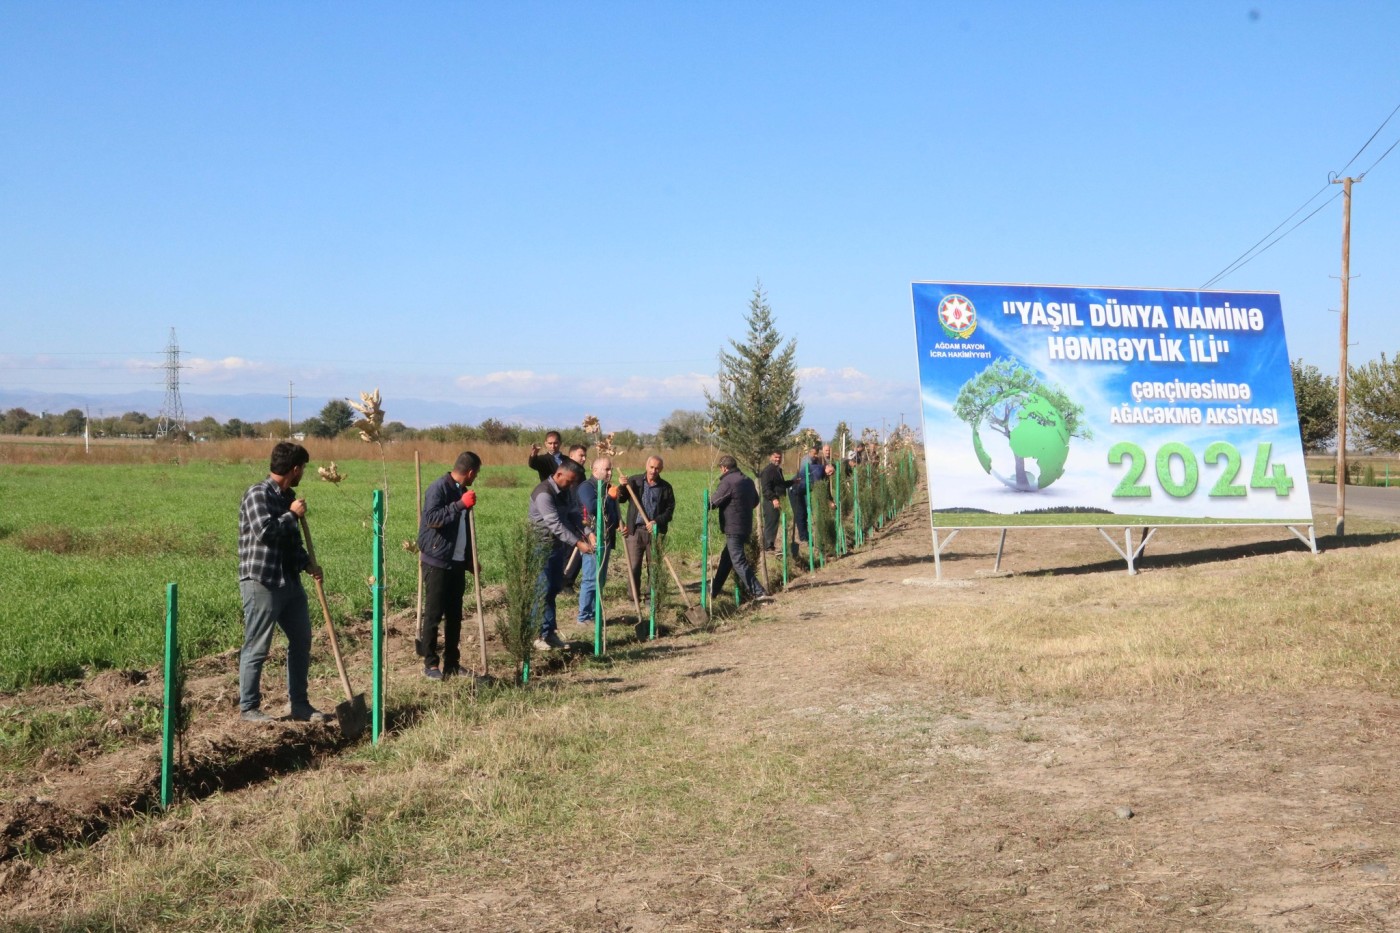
[335,694,369,740]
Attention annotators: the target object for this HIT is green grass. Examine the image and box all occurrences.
[0,459,719,691]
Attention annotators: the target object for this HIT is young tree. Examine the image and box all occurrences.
[704,283,803,473]
[1290,359,1338,452]
[1348,353,1400,453]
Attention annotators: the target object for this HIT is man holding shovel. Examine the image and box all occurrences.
[416,451,481,681]
[618,455,675,601]
[710,456,770,603]
[236,441,325,723]
[576,456,619,625]
[529,458,591,651]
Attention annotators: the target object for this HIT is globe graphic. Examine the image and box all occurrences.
[971,392,1071,492]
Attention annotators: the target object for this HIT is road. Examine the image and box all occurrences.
[1308,482,1400,523]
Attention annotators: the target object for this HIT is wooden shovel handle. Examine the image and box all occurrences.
[619,481,694,610]
[299,513,356,702]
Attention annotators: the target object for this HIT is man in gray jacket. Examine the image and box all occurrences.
[709,455,769,603]
[529,459,592,650]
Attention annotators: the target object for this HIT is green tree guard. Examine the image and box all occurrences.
[160,582,179,810]
[372,489,384,744]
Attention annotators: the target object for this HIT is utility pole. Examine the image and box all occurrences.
[287,381,295,439]
[1333,175,1357,536]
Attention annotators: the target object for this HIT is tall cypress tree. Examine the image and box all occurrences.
[705,282,803,473]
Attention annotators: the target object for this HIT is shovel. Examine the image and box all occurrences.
[299,513,369,739]
[467,509,489,677]
[619,481,708,626]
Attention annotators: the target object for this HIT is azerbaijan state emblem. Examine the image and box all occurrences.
[938,294,977,339]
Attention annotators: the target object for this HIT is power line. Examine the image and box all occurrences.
[1202,100,1400,289]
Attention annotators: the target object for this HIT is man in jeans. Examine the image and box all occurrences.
[576,456,619,625]
[416,450,482,680]
[528,459,591,651]
[237,441,325,723]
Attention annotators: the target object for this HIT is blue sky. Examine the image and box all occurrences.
[3,1,1398,433]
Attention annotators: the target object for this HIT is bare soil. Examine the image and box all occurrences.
[4,499,1400,930]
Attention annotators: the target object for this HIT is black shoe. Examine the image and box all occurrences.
[423,666,443,681]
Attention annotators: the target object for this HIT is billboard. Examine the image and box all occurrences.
[912,282,1313,527]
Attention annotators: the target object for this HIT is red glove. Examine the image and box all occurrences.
[460,489,477,508]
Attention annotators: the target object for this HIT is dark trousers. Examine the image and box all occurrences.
[760,498,781,550]
[713,533,765,598]
[419,563,467,670]
[622,523,657,599]
[788,488,809,543]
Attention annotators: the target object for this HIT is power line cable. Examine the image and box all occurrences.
[1337,100,1400,175]
[1202,101,1400,289]
[1358,134,1400,179]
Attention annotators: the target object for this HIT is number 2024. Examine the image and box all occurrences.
[1107,441,1295,499]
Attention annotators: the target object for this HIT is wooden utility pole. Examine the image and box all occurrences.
[287,381,295,438]
[1333,175,1357,536]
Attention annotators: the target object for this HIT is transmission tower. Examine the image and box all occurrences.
[156,327,186,439]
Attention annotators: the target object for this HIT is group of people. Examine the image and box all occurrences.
[234,433,861,720]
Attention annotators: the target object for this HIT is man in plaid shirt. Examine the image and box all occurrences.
[237,441,325,723]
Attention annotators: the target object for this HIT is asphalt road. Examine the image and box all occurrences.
[1308,482,1400,523]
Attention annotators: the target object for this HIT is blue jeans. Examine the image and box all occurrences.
[238,578,312,713]
[533,541,570,639]
[577,540,613,622]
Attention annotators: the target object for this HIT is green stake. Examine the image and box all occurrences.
[160,582,178,810]
[805,464,815,575]
[594,478,605,657]
[372,489,384,744]
[700,489,710,613]
[648,533,657,640]
[834,463,845,555]
[781,511,788,589]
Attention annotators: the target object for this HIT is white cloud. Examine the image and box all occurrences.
[797,365,910,405]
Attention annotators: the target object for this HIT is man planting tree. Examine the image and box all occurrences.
[416,451,482,681]
[710,455,770,603]
[236,441,325,723]
[528,459,591,651]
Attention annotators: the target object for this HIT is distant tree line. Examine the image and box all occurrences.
[0,400,740,450]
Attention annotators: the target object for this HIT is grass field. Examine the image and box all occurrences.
[0,456,724,691]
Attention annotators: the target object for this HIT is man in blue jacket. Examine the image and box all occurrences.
[577,456,620,625]
[416,451,481,680]
[710,455,769,602]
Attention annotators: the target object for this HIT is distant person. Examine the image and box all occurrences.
[852,441,868,466]
[527,430,565,481]
[618,455,676,600]
[758,450,789,553]
[576,456,620,625]
[416,451,482,681]
[237,441,325,723]
[528,459,591,651]
[710,456,769,602]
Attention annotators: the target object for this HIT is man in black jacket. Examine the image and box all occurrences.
[416,451,481,679]
[757,450,788,553]
[710,455,769,602]
[527,430,565,481]
[618,455,675,601]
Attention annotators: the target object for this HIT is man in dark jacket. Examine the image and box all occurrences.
[710,456,768,601]
[617,455,675,602]
[416,451,481,679]
[527,430,564,481]
[757,450,789,552]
